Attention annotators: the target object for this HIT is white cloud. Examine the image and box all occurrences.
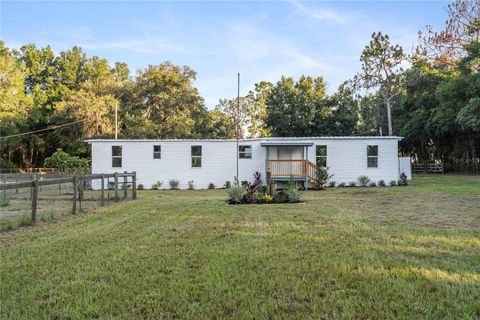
[290,1,346,25]
[82,38,190,55]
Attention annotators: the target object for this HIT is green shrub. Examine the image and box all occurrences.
[369,181,377,187]
[338,182,346,187]
[151,181,163,190]
[224,180,232,189]
[348,181,356,187]
[44,149,90,175]
[208,183,216,189]
[378,180,386,187]
[328,180,336,188]
[284,177,302,203]
[357,175,371,187]
[389,180,397,187]
[241,180,249,187]
[315,166,334,190]
[137,184,144,190]
[398,172,408,186]
[188,180,194,189]
[169,180,180,190]
[227,186,246,204]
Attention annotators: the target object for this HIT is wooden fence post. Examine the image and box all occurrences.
[31,173,36,199]
[123,171,128,200]
[78,178,83,211]
[31,178,39,223]
[114,172,119,202]
[72,176,78,214]
[101,174,105,206]
[132,171,137,200]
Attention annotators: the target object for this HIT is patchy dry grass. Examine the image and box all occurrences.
[0,174,479,319]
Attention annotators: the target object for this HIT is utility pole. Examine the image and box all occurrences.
[114,103,118,140]
[236,73,240,184]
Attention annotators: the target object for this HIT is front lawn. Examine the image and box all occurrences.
[1,175,479,319]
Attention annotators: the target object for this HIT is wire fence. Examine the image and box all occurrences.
[0,172,137,231]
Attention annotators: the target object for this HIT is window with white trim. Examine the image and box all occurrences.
[367,145,378,168]
[239,145,252,159]
[112,146,122,168]
[191,145,202,167]
[316,145,327,167]
[153,145,161,159]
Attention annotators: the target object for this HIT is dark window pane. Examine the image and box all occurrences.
[239,145,252,159]
[154,145,161,152]
[367,157,378,168]
[192,157,202,167]
[153,153,161,159]
[112,158,122,168]
[367,145,378,156]
[112,146,122,157]
[316,145,327,157]
[317,157,326,168]
[191,146,202,156]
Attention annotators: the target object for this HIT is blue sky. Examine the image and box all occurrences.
[1,1,447,108]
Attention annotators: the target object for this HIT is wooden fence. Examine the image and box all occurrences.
[0,171,136,225]
[412,163,444,173]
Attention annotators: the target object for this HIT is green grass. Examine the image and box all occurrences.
[1,175,479,319]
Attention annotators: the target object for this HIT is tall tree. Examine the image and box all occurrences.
[0,41,33,166]
[265,75,329,136]
[355,32,406,136]
[124,62,208,139]
[417,0,480,66]
[245,81,272,137]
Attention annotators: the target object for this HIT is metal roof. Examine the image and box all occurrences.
[85,136,403,143]
[260,142,314,147]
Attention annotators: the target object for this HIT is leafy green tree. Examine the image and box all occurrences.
[125,62,208,138]
[0,41,33,167]
[246,81,272,137]
[265,75,329,136]
[44,149,90,174]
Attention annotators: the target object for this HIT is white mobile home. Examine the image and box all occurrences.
[86,136,408,189]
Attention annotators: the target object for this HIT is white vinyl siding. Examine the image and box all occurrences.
[89,137,400,189]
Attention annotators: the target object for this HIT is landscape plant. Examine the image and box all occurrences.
[169,180,180,190]
[151,181,163,190]
[369,181,377,187]
[348,181,356,187]
[226,186,246,204]
[357,175,371,187]
[378,180,386,187]
[315,166,334,190]
[328,180,336,188]
[188,180,195,190]
[224,180,231,189]
[283,177,302,203]
[389,180,397,186]
[208,183,216,189]
[398,172,408,186]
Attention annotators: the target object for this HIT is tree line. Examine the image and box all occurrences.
[0,0,479,171]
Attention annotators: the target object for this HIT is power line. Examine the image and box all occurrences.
[0,118,89,140]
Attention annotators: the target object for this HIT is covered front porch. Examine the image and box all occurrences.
[260,141,317,189]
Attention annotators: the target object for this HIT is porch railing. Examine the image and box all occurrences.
[266,160,317,181]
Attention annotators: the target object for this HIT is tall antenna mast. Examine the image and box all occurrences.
[236,73,240,183]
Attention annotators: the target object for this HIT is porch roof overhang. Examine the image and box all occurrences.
[260,142,314,147]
